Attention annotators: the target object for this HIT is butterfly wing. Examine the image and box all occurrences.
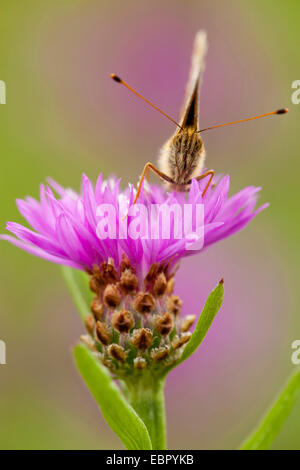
[179,31,207,130]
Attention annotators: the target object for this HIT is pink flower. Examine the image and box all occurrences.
[0,173,267,279]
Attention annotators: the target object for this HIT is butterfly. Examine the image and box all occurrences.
[111,31,288,204]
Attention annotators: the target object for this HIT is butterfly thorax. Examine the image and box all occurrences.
[158,128,205,190]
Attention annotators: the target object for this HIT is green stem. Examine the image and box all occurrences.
[126,375,167,450]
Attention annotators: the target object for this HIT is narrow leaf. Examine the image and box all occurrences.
[179,280,224,364]
[163,280,224,377]
[74,343,152,450]
[61,266,92,323]
[240,369,300,450]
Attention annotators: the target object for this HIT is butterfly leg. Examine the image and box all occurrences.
[194,170,214,197]
[133,162,175,205]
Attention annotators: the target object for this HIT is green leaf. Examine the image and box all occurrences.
[240,369,300,450]
[61,266,93,323]
[179,280,224,364]
[74,343,152,450]
[162,280,224,377]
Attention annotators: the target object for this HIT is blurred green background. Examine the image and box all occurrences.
[0,0,299,449]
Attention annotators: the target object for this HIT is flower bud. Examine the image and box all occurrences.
[112,310,134,334]
[172,332,192,350]
[89,275,102,294]
[134,357,146,369]
[120,269,139,295]
[101,261,119,284]
[90,297,103,320]
[85,314,95,335]
[103,284,121,308]
[131,328,153,351]
[108,344,126,363]
[151,346,170,362]
[96,321,111,346]
[133,292,155,315]
[92,264,106,285]
[167,295,182,316]
[153,273,167,296]
[145,263,158,285]
[120,253,135,273]
[155,312,173,336]
[181,315,196,333]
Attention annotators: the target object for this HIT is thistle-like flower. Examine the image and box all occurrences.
[1,174,266,272]
[1,173,267,378]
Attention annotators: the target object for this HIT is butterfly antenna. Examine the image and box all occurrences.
[110,73,183,130]
[198,108,289,133]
